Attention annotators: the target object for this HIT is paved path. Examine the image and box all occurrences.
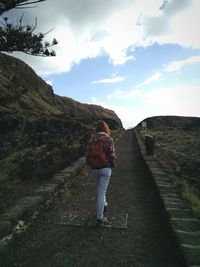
[0,130,187,266]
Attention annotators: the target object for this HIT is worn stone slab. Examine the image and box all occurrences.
[154,178,172,185]
[162,193,181,197]
[161,194,181,201]
[156,180,174,185]
[158,184,177,189]
[52,176,66,186]
[150,170,166,176]
[61,166,77,175]
[164,202,187,209]
[144,155,154,161]
[167,208,194,219]
[171,218,200,232]
[176,230,200,246]
[147,162,160,167]
[153,173,170,178]
[0,221,11,239]
[35,183,58,200]
[61,157,85,177]
[158,187,179,194]
[154,174,171,178]
[1,196,43,223]
[54,173,67,178]
[163,196,182,201]
[53,173,71,185]
[181,244,200,266]
[163,197,184,203]
[164,200,184,206]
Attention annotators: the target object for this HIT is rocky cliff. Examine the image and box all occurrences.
[0,52,123,213]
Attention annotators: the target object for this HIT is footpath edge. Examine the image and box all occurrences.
[134,128,200,267]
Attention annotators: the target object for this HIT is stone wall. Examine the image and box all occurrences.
[0,157,86,249]
[135,128,200,266]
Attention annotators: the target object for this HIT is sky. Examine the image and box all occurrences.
[4,0,200,128]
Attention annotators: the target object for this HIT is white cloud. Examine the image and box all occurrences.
[5,0,200,75]
[142,84,200,116]
[92,75,124,84]
[142,15,170,36]
[164,55,200,72]
[160,0,191,16]
[45,80,53,86]
[129,54,200,90]
[107,89,142,100]
[91,96,99,104]
[106,72,163,101]
[137,72,163,88]
[141,0,200,48]
[6,0,138,75]
[92,84,200,129]
[90,97,141,128]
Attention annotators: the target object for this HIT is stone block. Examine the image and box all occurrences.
[176,230,200,246]
[0,196,43,225]
[167,208,194,219]
[164,201,186,209]
[0,221,11,239]
[163,196,182,202]
[61,157,86,177]
[161,192,181,199]
[53,173,71,186]
[53,176,66,186]
[35,184,58,201]
[181,244,200,266]
[171,218,200,232]
[159,187,178,195]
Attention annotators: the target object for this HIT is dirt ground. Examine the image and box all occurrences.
[0,130,187,266]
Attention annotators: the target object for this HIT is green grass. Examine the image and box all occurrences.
[20,92,62,115]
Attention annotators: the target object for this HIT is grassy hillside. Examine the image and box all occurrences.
[137,116,200,217]
[0,52,123,214]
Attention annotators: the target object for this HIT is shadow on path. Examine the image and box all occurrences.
[0,130,187,266]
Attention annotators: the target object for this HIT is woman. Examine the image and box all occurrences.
[86,120,117,224]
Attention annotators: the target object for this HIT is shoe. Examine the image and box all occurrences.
[96,217,108,225]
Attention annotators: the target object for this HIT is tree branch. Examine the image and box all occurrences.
[0,0,58,56]
[0,15,58,56]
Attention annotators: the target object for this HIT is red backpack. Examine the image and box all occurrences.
[87,141,107,169]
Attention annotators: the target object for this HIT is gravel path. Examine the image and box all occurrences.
[0,129,187,266]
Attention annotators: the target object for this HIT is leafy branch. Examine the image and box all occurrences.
[0,0,58,56]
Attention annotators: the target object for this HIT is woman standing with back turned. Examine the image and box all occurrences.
[85,120,117,224]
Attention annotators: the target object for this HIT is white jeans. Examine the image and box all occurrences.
[92,167,112,220]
